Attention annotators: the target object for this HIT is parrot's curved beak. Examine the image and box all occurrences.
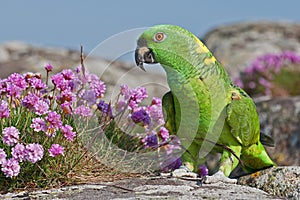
[135,46,157,71]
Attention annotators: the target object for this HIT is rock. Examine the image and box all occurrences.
[203,21,300,78]
[238,166,300,199]
[1,177,280,199]
[255,96,300,166]
[0,41,79,77]
[0,47,10,62]
[3,41,31,52]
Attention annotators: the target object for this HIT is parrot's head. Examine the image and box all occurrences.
[135,24,214,71]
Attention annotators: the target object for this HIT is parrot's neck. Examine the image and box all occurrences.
[160,51,231,86]
[154,35,233,86]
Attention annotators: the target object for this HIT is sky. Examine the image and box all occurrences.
[1,0,300,62]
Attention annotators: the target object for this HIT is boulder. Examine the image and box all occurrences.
[255,96,300,166]
[203,21,300,78]
[1,177,281,199]
[238,166,300,199]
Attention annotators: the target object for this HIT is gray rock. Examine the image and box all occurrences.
[255,96,300,166]
[238,166,300,199]
[1,177,280,200]
[203,21,300,78]
[0,47,10,62]
[3,41,31,52]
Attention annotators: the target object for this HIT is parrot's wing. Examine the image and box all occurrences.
[226,89,260,147]
[162,91,177,135]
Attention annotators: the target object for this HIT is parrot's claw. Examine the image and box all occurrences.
[171,165,198,178]
[204,171,237,184]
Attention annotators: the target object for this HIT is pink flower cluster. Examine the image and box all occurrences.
[0,139,44,177]
[0,62,182,178]
[235,51,300,96]
[0,64,107,178]
[111,85,182,172]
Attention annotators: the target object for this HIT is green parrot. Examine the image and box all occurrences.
[135,24,275,183]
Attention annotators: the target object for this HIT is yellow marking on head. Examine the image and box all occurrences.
[204,54,217,65]
[193,36,217,65]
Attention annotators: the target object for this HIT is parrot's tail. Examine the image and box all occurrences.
[241,141,276,171]
[229,141,275,178]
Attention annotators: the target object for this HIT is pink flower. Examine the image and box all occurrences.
[60,102,73,114]
[0,148,7,165]
[24,143,44,163]
[158,127,169,141]
[28,77,47,90]
[48,144,64,157]
[2,126,20,146]
[74,105,92,117]
[120,85,148,110]
[45,111,62,129]
[61,69,75,80]
[5,73,27,98]
[22,93,39,109]
[90,78,106,98]
[12,143,26,162]
[1,158,20,178]
[61,125,76,141]
[148,104,164,126]
[151,97,162,106]
[44,63,53,72]
[130,86,148,104]
[51,73,73,91]
[120,84,132,99]
[6,83,22,98]
[51,73,64,88]
[0,100,10,118]
[7,73,27,90]
[33,99,49,115]
[31,118,47,132]
[57,90,76,104]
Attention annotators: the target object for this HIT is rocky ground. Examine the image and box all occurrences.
[0,173,283,200]
[2,166,299,199]
[0,21,300,199]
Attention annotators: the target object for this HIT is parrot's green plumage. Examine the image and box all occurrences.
[135,24,275,178]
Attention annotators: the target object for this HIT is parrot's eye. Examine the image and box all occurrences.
[154,32,166,42]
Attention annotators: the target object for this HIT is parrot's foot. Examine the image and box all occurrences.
[171,165,198,178]
[204,171,237,184]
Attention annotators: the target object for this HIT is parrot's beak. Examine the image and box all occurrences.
[135,46,157,71]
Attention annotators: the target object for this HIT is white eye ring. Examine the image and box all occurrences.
[153,32,166,42]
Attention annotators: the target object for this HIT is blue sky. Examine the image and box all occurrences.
[1,1,300,60]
